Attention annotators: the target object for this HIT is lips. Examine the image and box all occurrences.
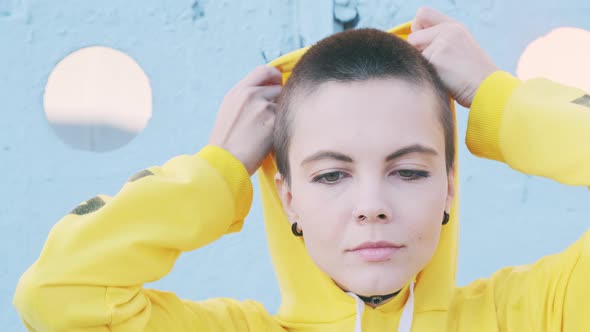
[347,241,403,262]
[350,241,402,251]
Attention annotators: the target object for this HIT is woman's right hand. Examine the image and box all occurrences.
[208,65,283,176]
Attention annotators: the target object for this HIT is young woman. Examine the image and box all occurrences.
[14,7,590,332]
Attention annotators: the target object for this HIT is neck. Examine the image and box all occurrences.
[356,288,402,307]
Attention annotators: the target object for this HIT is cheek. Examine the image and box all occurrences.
[291,181,352,229]
[294,195,348,245]
[400,185,446,258]
[289,185,352,262]
[295,207,347,273]
[416,225,443,271]
[411,217,443,250]
[396,202,443,276]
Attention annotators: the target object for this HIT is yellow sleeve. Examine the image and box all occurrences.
[487,229,590,331]
[466,71,590,186]
[451,229,590,331]
[13,146,283,331]
[464,72,590,330]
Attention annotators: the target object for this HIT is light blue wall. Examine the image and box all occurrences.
[1,0,589,329]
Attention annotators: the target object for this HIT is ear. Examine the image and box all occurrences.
[274,172,297,223]
[444,164,456,212]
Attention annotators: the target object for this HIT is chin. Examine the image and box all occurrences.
[338,267,409,296]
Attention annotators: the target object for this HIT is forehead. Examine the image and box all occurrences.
[289,78,444,160]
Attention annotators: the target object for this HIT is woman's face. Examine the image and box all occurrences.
[276,78,455,296]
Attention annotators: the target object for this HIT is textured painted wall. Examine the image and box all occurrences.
[1,0,590,330]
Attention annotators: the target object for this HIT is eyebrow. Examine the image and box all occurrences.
[300,144,438,167]
[385,145,438,161]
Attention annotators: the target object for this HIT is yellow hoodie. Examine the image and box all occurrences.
[14,23,590,331]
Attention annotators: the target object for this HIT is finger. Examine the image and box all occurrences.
[411,6,454,32]
[253,85,282,101]
[239,65,283,88]
[421,43,436,62]
[262,66,284,86]
[407,25,444,52]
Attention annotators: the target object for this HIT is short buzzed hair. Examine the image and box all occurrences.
[273,28,454,184]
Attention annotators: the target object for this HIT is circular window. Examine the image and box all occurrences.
[44,46,152,152]
[517,27,590,92]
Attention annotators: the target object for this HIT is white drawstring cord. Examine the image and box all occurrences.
[346,292,366,332]
[398,282,414,332]
[346,282,414,332]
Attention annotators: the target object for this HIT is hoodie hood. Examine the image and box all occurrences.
[257,22,460,329]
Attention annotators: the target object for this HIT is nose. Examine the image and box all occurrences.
[353,207,390,223]
[352,185,392,224]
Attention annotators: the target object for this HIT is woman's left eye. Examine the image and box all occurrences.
[312,171,347,184]
[394,170,430,181]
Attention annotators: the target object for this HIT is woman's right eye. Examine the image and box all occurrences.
[312,171,346,184]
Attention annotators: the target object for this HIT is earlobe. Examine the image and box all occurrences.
[274,172,296,222]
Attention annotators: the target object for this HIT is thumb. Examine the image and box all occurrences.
[407,24,443,52]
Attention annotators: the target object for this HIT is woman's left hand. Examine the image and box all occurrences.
[408,6,498,108]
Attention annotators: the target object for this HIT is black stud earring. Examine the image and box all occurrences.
[291,222,303,237]
[442,211,450,225]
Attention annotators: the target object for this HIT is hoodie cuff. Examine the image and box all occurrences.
[466,71,521,163]
[197,145,253,226]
